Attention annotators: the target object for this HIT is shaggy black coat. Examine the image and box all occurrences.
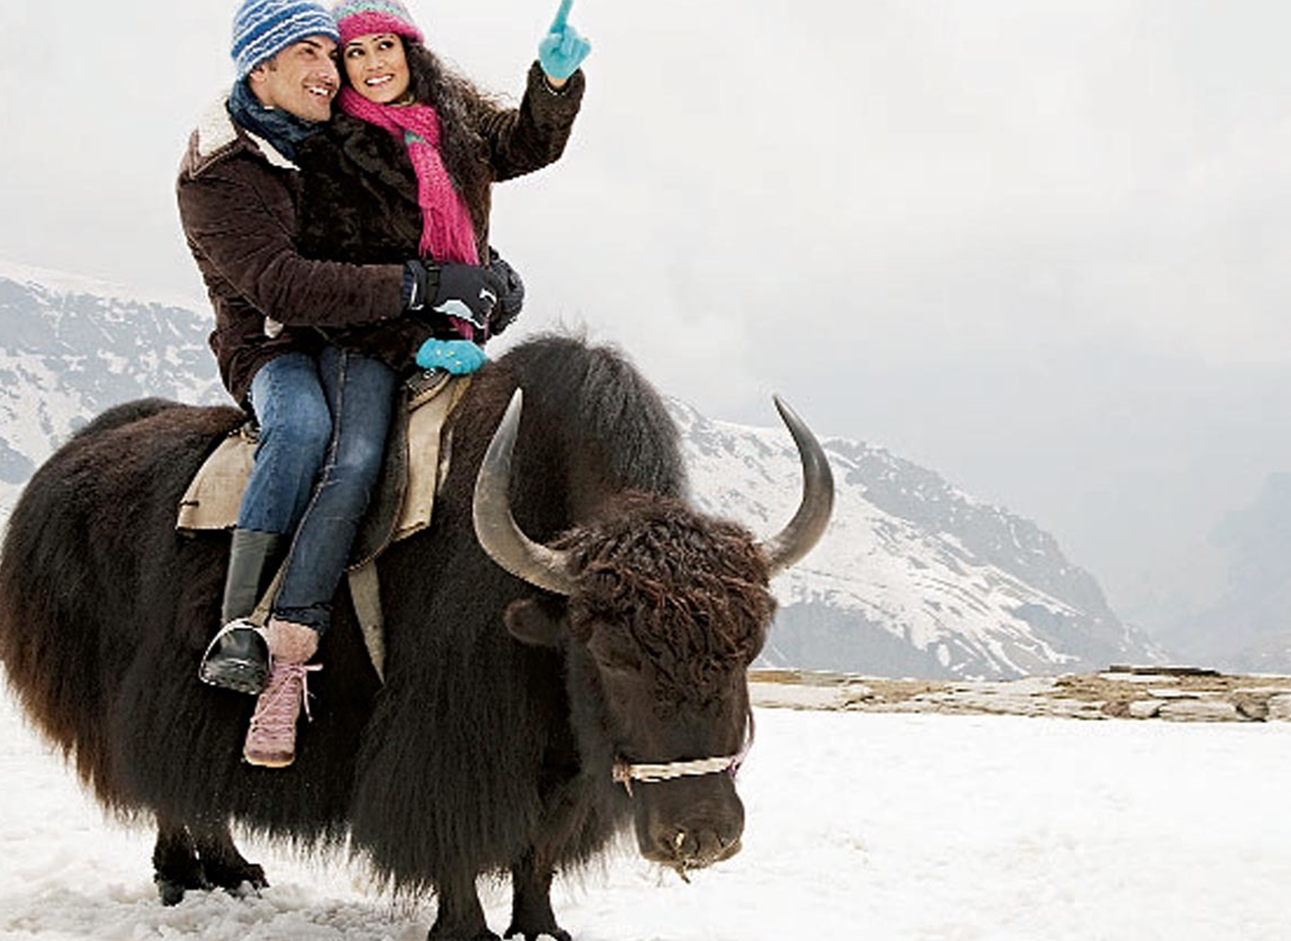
[0,337,773,937]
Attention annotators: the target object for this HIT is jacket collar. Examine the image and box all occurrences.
[185,90,299,177]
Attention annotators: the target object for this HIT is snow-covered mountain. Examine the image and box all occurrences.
[676,403,1159,678]
[0,262,1158,679]
[0,263,223,519]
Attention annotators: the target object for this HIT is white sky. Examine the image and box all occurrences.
[4,689,1291,939]
[2,1,1290,635]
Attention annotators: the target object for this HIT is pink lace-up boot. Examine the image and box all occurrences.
[243,618,320,768]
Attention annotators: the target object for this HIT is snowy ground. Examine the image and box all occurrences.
[3,686,1290,941]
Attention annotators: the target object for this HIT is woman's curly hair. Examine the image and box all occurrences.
[403,39,501,212]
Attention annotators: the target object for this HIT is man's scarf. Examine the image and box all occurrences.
[227,79,320,162]
[336,87,479,266]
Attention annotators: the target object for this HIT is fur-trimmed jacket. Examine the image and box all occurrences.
[176,98,406,407]
[294,61,585,368]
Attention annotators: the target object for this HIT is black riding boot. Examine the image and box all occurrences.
[198,529,286,695]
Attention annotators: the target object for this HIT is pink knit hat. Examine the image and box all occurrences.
[331,0,424,45]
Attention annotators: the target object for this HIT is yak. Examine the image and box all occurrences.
[0,335,832,941]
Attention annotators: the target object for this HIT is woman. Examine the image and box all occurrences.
[294,0,589,374]
[235,0,590,769]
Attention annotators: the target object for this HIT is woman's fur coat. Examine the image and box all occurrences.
[296,50,584,368]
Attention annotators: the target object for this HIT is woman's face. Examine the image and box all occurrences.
[343,33,410,104]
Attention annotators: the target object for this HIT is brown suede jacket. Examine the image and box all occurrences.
[294,62,585,369]
[176,97,406,406]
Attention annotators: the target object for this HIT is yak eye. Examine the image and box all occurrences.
[589,635,642,675]
[602,650,641,674]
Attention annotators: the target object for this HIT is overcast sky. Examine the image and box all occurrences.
[2,1,1289,638]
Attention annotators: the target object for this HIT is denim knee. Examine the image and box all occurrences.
[336,430,387,484]
[316,440,384,519]
[257,398,331,472]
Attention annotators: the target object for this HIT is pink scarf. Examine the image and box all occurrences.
[336,87,479,267]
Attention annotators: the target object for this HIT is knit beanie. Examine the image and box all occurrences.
[231,0,341,79]
[331,0,424,46]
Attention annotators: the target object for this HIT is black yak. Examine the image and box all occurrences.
[0,335,832,940]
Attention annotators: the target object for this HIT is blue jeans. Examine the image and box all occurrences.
[237,347,397,634]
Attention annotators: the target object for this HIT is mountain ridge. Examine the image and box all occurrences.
[0,267,1161,679]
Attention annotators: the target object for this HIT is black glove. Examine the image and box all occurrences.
[487,250,525,336]
[403,260,507,339]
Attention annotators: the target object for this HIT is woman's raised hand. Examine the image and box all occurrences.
[538,0,591,82]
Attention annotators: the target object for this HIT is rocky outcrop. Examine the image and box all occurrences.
[749,666,1291,722]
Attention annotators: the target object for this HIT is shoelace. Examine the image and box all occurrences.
[249,663,322,733]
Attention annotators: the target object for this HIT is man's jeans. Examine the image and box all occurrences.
[237,347,397,634]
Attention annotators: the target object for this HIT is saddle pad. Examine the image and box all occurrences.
[175,425,257,533]
[176,370,468,568]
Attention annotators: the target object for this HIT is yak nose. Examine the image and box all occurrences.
[653,822,744,871]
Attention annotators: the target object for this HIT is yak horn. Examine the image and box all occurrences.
[473,389,576,596]
[758,396,835,575]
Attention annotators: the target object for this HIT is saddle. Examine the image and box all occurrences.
[176,369,471,679]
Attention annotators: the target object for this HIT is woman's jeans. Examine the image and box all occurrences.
[236,347,397,635]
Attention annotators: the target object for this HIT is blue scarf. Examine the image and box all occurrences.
[227,79,321,162]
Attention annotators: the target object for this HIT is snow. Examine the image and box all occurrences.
[3,687,1290,941]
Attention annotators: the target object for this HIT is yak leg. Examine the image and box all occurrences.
[152,817,211,906]
[429,873,499,941]
[192,820,268,895]
[504,850,569,941]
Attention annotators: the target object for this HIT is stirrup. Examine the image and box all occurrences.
[199,619,271,695]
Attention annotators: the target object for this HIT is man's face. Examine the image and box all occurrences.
[248,36,339,123]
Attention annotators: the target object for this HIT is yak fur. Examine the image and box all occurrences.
[0,336,777,931]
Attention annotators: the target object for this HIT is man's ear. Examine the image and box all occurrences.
[505,597,566,648]
[247,55,276,85]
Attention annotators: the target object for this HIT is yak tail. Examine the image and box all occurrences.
[0,449,113,790]
[0,397,231,800]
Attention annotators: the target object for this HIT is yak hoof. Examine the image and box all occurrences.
[205,859,269,896]
[154,870,211,907]
[153,860,267,905]
[156,877,188,907]
[428,927,501,941]
[505,929,571,941]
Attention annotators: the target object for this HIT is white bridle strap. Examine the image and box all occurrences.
[612,754,742,796]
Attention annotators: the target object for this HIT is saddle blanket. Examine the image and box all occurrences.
[175,370,469,681]
[176,369,468,567]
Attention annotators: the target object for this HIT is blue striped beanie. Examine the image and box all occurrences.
[231,0,341,79]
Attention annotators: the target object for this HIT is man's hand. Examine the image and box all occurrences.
[538,0,591,83]
[430,263,506,334]
[487,251,525,336]
[404,260,507,339]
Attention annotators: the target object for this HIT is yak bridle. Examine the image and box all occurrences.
[611,713,756,798]
[611,751,745,798]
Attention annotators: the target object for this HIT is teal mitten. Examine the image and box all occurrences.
[415,338,487,375]
[538,0,591,80]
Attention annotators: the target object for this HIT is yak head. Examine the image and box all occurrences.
[473,391,833,876]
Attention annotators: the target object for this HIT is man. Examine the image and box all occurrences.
[177,0,505,764]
